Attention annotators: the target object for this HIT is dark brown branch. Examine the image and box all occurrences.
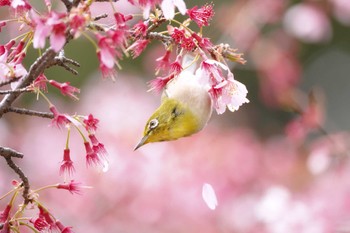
[0,77,21,87]
[0,147,24,159]
[6,107,54,119]
[0,147,30,204]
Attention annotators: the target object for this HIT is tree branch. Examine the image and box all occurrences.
[0,48,57,118]
[0,147,24,159]
[47,51,80,75]
[0,147,30,204]
[5,107,54,119]
[0,88,31,95]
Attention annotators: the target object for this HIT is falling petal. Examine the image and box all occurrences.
[202,183,218,210]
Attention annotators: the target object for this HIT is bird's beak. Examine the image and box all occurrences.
[134,135,149,151]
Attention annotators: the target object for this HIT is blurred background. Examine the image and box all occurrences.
[1,0,350,232]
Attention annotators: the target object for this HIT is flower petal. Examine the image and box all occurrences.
[202,183,218,210]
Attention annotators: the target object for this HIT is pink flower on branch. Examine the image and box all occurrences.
[0,205,11,223]
[56,220,74,233]
[128,39,149,58]
[156,49,172,72]
[187,3,214,27]
[31,216,49,232]
[84,141,100,167]
[83,114,99,132]
[89,134,108,160]
[0,40,27,80]
[31,74,48,92]
[148,74,175,93]
[37,205,57,231]
[31,11,67,52]
[48,80,80,100]
[49,105,70,129]
[97,51,117,80]
[56,180,83,195]
[59,149,75,177]
[132,20,148,37]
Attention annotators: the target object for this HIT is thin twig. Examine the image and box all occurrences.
[146,18,166,33]
[47,52,80,75]
[0,88,31,95]
[6,107,54,119]
[4,157,30,204]
[0,77,21,87]
[146,32,173,45]
[94,13,108,21]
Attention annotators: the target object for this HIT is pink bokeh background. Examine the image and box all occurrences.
[1,0,350,232]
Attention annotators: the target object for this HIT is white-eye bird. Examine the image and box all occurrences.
[135,56,212,150]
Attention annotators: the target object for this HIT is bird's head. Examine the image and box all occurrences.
[134,98,200,150]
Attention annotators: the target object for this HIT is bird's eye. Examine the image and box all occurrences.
[149,119,159,129]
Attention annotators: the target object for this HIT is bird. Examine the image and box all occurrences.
[134,56,212,150]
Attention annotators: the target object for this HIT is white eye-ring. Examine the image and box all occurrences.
[149,119,159,129]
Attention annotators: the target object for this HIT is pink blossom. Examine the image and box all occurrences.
[10,0,31,13]
[156,50,171,72]
[32,74,48,91]
[31,216,49,232]
[132,20,148,37]
[0,40,27,80]
[199,59,249,114]
[114,12,133,29]
[49,105,70,128]
[57,180,82,195]
[97,35,115,69]
[191,33,213,51]
[169,58,182,75]
[0,0,10,6]
[83,114,99,132]
[0,205,11,223]
[161,0,187,19]
[187,3,214,27]
[181,36,196,51]
[59,149,75,177]
[37,205,57,231]
[89,134,108,161]
[31,11,67,51]
[56,220,74,233]
[97,51,117,80]
[84,141,100,167]
[50,22,66,52]
[48,80,80,100]
[169,26,185,44]
[31,11,51,49]
[128,39,149,58]
[148,74,175,93]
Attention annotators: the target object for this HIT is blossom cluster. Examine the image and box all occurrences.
[0,0,249,232]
